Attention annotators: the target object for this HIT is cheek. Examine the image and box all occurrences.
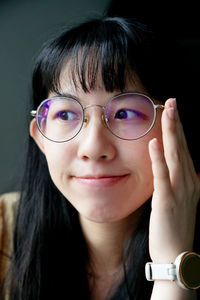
[122,139,153,181]
[120,119,162,169]
[119,120,162,188]
[153,110,163,142]
[43,142,75,183]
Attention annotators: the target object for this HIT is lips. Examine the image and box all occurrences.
[72,174,129,188]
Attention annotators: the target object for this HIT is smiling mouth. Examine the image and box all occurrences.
[72,174,129,188]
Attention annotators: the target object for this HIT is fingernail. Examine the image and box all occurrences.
[171,98,177,108]
[167,107,175,119]
[150,138,160,151]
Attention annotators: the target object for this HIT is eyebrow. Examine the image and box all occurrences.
[54,91,80,101]
[53,89,145,104]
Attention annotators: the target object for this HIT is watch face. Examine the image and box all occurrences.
[180,253,200,289]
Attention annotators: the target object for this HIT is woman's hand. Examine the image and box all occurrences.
[148,98,200,264]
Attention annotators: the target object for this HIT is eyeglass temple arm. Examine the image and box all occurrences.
[30,110,37,117]
[155,104,165,110]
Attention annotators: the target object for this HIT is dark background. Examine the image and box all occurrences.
[0,0,199,193]
[0,0,110,193]
[107,0,200,173]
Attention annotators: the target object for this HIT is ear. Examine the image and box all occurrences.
[30,118,45,154]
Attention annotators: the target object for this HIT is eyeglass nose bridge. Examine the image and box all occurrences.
[83,104,107,128]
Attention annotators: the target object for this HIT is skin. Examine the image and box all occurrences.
[149,99,200,299]
[30,71,200,299]
[30,77,163,224]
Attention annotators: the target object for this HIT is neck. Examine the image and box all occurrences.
[79,208,143,277]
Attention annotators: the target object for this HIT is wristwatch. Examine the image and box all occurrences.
[145,251,200,290]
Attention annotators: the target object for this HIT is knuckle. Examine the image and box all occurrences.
[170,149,181,162]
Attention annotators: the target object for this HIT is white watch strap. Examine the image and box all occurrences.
[145,262,177,281]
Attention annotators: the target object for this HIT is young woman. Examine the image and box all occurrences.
[1,17,199,300]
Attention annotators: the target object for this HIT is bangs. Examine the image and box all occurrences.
[33,18,150,103]
[61,42,128,93]
[51,19,133,94]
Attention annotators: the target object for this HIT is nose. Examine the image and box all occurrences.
[77,106,116,161]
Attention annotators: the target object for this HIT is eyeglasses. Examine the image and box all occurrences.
[30,92,164,143]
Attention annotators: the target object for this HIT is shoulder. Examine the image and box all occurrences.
[0,191,20,213]
[0,191,20,255]
[0,192,20,288]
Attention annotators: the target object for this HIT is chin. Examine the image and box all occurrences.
[62,186,152,223]
[76,199,141,224]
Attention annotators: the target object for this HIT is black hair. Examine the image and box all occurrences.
[2,16,199,300]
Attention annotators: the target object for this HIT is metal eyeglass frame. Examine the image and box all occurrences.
[30,92,164,143]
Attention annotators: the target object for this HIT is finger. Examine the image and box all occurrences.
[176,110,197,183]
[166,99,196,180]
[164,98,199,198]
[174,102,198,191]
[162,101,184,188]
[149,138,172,202]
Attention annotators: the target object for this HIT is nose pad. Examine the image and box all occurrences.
[83,116,89,126]
[102,114,107,128]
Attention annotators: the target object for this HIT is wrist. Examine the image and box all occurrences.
[151,281,197,300]
[146,251,200,290]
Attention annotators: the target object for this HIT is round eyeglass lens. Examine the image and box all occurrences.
[105,93,155,140]
[37,97,84,142]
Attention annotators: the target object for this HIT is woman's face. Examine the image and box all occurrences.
[30,71,163,223]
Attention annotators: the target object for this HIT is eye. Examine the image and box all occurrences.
[56,110,78,121]
[115,109,146,120]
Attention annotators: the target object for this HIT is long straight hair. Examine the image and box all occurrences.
[2,17,200,300]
